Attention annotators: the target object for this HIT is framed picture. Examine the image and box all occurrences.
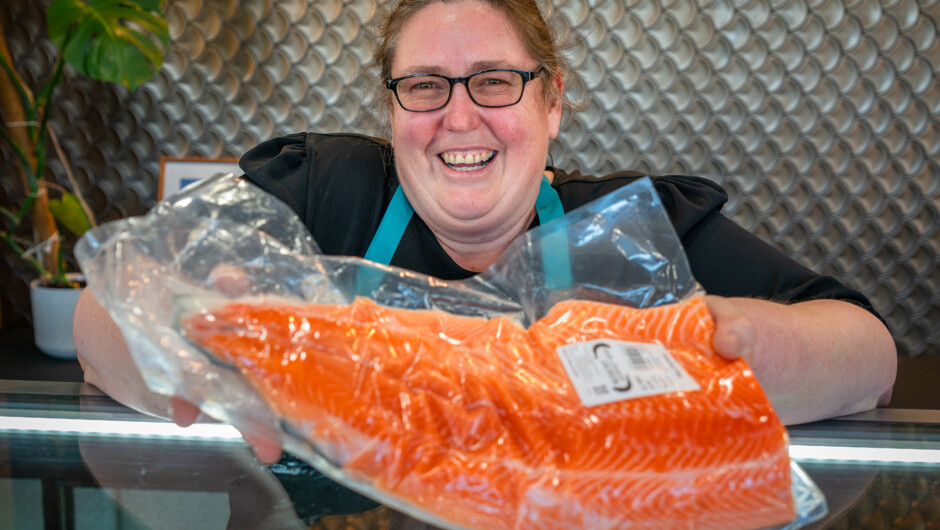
[158,157,242,200]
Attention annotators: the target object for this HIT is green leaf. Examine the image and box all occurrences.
[0,205,18,226]
[47,0,168,90]
[48,193,93,236]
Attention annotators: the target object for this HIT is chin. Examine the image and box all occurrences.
[440,196,495,223]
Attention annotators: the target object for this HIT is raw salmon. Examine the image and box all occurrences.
[182,296,793,529]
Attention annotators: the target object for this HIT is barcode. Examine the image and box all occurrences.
[592,385,609,395]
[626,348,648,369]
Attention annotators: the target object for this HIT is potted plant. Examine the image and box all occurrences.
[0,0,168,358]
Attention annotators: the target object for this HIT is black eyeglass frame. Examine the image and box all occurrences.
[385,68,545,112]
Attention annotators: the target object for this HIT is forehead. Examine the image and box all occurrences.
[391,0,534,75]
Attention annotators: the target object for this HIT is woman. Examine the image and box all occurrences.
[75,0,896,462]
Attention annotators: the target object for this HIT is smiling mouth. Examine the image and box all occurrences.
[439,150,496,172]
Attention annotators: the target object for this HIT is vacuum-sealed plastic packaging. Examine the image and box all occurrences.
[76,174,827,529]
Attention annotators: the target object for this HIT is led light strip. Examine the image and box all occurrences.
[0,416,243,441]
[788,444,940,464]
[3,416,940,464]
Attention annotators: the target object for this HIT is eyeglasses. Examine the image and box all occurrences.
[386,68,544,112]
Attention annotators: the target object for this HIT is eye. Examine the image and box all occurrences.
[403,77,445,93]
[470,71,518,91]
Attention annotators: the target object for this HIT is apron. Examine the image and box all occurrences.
[358,176,571,293]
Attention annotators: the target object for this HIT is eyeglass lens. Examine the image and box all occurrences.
[396,71,525,111]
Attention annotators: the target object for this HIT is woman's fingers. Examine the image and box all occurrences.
[170,396,282,463]
[169,396,201,427]
[242,430,284,464]
[704,295,757,364]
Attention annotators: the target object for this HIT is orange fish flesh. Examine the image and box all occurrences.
[182,296,793,529]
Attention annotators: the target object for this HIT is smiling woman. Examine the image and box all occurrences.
[74,0,896,499]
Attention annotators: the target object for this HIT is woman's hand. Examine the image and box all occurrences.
[704,295,757,365]
[702,295,897,425]
[75,264,284,463]
[167,396,283,464]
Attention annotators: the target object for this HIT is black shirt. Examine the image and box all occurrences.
[239,132,877,314]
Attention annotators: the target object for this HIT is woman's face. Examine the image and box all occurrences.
[389,0,562,240]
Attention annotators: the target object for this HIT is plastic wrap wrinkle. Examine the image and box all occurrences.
[75,174,826,530]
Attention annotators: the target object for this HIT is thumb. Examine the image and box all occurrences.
[208,264,252,298]
[704,295,756,364]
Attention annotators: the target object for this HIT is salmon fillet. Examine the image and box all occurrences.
[182,296,793,529]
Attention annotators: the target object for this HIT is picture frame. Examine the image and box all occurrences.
[158,157,242,200]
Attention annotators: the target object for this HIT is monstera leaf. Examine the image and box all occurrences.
[47,0,169,91]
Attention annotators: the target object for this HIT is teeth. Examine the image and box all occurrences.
[441,150,494,166]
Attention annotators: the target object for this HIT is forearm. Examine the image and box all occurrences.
[733,297,897,425]
[73,289,176,419]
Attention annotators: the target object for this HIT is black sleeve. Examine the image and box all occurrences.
[239,132,395,257]
[654,175,880,318]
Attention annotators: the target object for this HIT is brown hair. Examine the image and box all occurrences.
[372,0,583,117]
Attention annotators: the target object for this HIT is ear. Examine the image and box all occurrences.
[547,70,564,140]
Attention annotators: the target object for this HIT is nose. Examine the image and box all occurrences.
[442,82,480,131]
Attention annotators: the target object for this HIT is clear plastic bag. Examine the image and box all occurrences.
[76,174,827,529]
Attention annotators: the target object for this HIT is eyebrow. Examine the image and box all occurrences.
[397,60,516,77]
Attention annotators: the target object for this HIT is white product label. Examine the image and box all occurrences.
[557,339,701,407]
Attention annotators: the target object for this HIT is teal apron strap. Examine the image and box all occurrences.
[357,186,414,295]
[364,185,414,264]
[358,176,571,295]
[534,175,572,290]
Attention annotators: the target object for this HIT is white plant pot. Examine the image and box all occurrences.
[29,273,85,360]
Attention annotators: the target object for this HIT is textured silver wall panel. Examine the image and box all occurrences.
[1,0,938,356]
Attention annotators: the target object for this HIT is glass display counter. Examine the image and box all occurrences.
[1,379,938,529]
